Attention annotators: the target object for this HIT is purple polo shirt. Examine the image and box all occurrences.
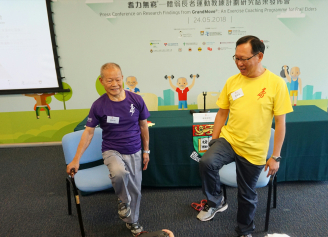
[86,90,150,154]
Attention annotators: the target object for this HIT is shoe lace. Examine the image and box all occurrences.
[130,222,141,230]
[118,203,127,210]
[203,203,210,211]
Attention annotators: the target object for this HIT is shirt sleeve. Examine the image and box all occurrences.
[138,96,150,120]
[273,78,293,116]
[216,82,230,109]
[86,102,100,127]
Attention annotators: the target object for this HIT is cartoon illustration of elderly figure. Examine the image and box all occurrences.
[24,93,55,119]
[125,76,140,94]
[168,75,196,110]
[283,65,302,106]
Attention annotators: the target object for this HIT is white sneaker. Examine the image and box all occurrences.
[126,222,143,236]
[197,198,228,221]
[118,202,131,219]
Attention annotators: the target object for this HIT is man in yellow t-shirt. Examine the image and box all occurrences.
[197,36,293,237]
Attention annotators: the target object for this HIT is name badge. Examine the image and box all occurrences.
[231,88,244,101]
[107,116,119,124]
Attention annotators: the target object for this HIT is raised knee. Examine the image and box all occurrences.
[199,156,214,170]
[109,168,129,179]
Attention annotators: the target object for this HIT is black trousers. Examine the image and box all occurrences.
[199,138,264,235]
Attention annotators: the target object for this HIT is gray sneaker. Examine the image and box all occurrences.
[118,202,131,219]
[126,222,143,236]
[197,198,228,221]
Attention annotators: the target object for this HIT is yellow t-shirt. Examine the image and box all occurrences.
[217,69,293,165]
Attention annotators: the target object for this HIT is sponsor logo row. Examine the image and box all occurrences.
[151,42,235,46]
[150,47,232,53]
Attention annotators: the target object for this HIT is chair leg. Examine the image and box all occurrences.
[273,175,277,208]
[222,184,227,201]
[71,178,86,237]
[66,178,72,215]
[265,177,274,232]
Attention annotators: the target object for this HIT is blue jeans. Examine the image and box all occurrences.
[199,138,264,235]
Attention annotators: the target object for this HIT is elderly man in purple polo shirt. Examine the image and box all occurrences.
[66,63,150,236]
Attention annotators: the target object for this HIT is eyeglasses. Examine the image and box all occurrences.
[233,52,259,62]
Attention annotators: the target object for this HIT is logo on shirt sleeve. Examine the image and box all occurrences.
[87,117,92,122]
[130,104,135,116]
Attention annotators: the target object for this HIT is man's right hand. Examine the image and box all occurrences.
[66,160,80,177]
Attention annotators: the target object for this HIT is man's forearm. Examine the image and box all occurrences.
[272,115,286,157]
[212,109,229,139]
[140,122,149,151]
[73,129,94,162]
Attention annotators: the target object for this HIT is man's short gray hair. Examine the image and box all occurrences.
[100,63,122,78]
[126,76,137,82]
[177,77,186,82]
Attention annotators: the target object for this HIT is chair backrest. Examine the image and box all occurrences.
[197,92,220,110]
[139,93,158,111]
[62,128,103,165]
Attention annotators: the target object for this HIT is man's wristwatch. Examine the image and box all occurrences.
[271,155,282,162]
[143,150,150,154]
